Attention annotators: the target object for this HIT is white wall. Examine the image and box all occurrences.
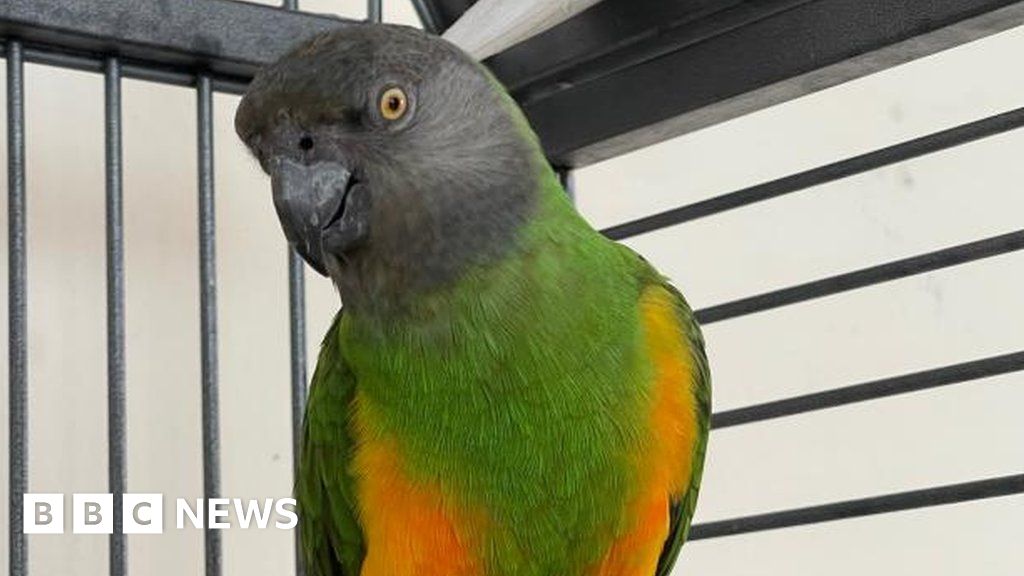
[0,3,1021,574]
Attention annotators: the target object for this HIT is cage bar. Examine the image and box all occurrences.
[287,250,307,474]
[288,256,307,575]
[5,0,1022,166]
[558,168,575,204]
[410,0,442,33]
[367,0,382,23]
[513,0,1024,165]
[278,4,307,575]
[712,350,1024,429]
[0,1,1022,571]
[104,56,128,576]
[7,38,27,576]
[690,474,1024,540]
[197,74,222,576]
[0,44,247,95]
[602,106,1024,241]
[694,229,1024,324]
[0,0,351,89]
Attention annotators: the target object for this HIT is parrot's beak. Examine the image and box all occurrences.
[271,158,371,276]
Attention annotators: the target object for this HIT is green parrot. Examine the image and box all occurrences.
[235,23,710,576]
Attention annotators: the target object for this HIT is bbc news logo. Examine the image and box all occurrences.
[24,494,297,534]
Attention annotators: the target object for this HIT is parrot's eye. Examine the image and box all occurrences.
[379,87,408,121]
[298,135,314,151]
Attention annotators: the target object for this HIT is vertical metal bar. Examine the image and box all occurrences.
[367,0,382,23]
[7,39,28,576]
[196,74,221,576]
[287,249,306,576]
[276,7,307,576]
[104,56,127,576]
[558,167,575,205]
[287,250,306,465]
[276,8,307,576]
[410,0,441,33]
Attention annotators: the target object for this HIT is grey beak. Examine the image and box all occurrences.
[271,158,369,275]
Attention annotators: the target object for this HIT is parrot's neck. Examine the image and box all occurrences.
[335,169,644,428]
[333,165,603,326]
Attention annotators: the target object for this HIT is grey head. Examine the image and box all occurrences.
[235,24,545,312]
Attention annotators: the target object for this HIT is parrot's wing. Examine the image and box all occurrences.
[654,281,712,576]
[298,312,365,576]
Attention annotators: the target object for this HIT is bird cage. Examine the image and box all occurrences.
[2,1,1022,575]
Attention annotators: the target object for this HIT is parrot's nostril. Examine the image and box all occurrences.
[298,135,314,151]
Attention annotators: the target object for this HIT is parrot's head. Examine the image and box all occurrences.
[235,24,546,309]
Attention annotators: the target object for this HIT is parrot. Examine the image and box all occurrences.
[234,23,710,576]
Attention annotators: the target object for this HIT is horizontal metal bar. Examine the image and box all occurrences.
[690,474,1024,540]
[694,229,1024,324]
[4,0,1022,165]
[0,0,352,90]
[495,0,803,98]
[516,0,1024,166]
[602,106,1024,241]
[713,351,1024,429]
[0,43,251,93]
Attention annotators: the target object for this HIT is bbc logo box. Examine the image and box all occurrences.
[23,494,64,534]
[24,493,163,534]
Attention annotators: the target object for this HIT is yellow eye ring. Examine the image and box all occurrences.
[379,87,408,121]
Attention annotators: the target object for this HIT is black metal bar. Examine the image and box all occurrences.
[367,0,382,23]
[0,44,249,95]
[104,56,128,576]
[713,351,1024,429]
[410,0,442,34]
[288,250,307,575]
[695,230,1024,325]
[493,0,797,96]
[276,6,307,574]
[287,250,308,475]
[558,168,575,205]
[7,38,27,576]
[602,106,1024,241]
[197,74,222,576]
[514,0,1024,166]
[3,0,1022,165]
[690,474,1024,540]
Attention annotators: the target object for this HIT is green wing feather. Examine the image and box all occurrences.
[654,281,712,576]
[297,312,365,576]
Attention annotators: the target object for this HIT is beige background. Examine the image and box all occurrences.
[1,1,1022,574]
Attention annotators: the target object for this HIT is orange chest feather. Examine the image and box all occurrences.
[593,286,701,576]
[351,395,481,576]
[638,285,700,496]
